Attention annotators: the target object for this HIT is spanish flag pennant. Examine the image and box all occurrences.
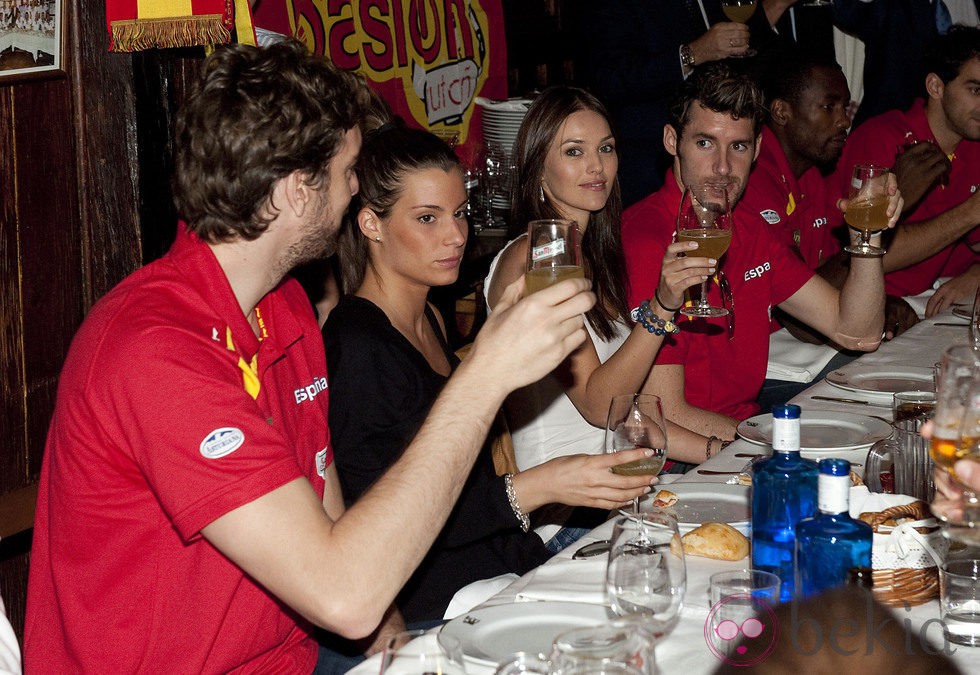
[107,0,254,52]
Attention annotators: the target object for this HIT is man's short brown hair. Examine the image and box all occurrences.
[174,39,365,242]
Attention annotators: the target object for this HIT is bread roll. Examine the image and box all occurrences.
[681,522,749,561]
[652,489,678,508]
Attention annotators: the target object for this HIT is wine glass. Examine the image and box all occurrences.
[676,183,733,318]
[930,345,980,544]
[551,619,655,674]
[604,394,668,515]
[937,368,980,545]
[843,164,890,256]
[380,629,468,674]
[605,511,687,637]
[720,0,757,56]
[525,219,584,295]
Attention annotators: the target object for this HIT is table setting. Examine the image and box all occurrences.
[348,306,980,674]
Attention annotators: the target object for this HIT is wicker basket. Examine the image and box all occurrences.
[864,501,941,607]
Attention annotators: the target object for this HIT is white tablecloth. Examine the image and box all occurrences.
[348,311,979,674]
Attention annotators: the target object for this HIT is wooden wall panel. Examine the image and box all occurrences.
[0,86,26,489]
[74,0,142,305]
[14,79,82,480]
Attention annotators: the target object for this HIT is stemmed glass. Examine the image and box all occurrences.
[604,394,668,515]
[720,0,757,56]
[551,621,655,675]
[930,345,980,544]
[843,164,890,256]
[605,511,687,638]
[677,184,733,318]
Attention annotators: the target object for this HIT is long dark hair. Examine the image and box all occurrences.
[336,119,460,293]
[510,86,629,340]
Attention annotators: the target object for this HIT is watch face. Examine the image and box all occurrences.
[681,46,694,67]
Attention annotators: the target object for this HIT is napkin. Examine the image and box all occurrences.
[901,278,951,319]
[443,573,519,620]
[765,328,839,383]
[514,557,607,605]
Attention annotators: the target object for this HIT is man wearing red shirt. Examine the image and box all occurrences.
[835,26,980,313]
[739,52,920,409]
[25,40,597,673]
[622,62,892,457]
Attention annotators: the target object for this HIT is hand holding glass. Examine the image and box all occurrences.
[677,184,732,318]
[604,394,668,514]
[930,345,980,544]
[526,219,583,295]
[843,164,890,256]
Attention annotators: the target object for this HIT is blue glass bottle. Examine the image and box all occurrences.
[751,404,818,602]
[795,458,874,598]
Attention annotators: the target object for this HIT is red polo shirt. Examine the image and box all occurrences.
[26,228,330,673]
[623,171,814,420]
[742,126,843,271]
[835,99,980,296]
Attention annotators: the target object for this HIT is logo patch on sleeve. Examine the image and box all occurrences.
[200,427,245,459]
[759,209,781,225]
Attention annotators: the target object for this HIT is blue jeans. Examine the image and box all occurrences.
[543,526,591,554]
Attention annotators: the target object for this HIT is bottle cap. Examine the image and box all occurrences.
[818,458,850,476]
[772,404,801,420]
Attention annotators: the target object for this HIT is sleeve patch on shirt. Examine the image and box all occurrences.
[200,427,246,459]
[760,209,781,225]
[316,446,329,478]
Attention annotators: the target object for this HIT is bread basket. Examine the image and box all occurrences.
[861,500,945,607]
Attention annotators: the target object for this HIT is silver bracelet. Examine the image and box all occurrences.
[503,473,530,533]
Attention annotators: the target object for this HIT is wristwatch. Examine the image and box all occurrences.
[680,44,696,68]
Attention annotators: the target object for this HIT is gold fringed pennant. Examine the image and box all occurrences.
[110,15,229,52]
[106,0,236,52]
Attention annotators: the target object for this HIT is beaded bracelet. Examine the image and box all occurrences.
[706,435,719,461]
[630,300,680,336]
[503,474,530,532]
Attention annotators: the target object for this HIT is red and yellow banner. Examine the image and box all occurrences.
[252,0,507,165]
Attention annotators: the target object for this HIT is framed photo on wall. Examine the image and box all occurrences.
[0,0,64,83]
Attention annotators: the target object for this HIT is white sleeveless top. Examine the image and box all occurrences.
[485,238,631,542]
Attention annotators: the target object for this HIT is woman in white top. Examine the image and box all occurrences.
[486,86,711,549]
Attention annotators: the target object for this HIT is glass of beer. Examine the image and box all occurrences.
[931,346,980,470]
[931,345,980,543]
[721,0,757,23]
[843,164,890,256]
[525,219,583,294]
[604,394,668,515]
[677,183,733,318]
[893,391,936,422]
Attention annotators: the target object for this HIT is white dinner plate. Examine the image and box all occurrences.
[825,365,935,397]
[645,482,751,534]
[737,411,891,452]
[441,601,608,665]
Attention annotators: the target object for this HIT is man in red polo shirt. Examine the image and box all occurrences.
[622,62,896,460]
[835,25,980,314]
[739,51,920,410]
[25,40,597,673]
